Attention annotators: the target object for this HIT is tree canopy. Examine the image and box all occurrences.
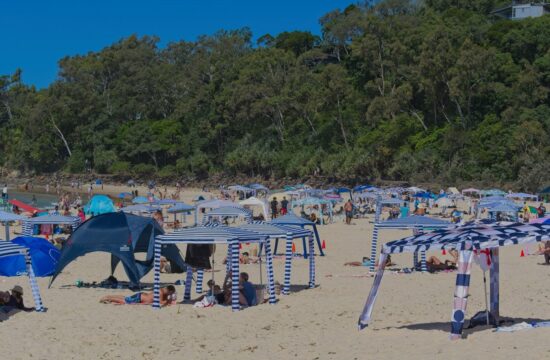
[1,1,549,190]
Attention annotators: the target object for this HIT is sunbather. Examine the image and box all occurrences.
[425,249,458,272]
[100,285,176,305]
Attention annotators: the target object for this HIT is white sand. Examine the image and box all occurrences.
[0,187,548,359]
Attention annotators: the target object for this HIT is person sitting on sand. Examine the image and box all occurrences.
[535,241,550,264]
[425,249,458,272]
[100,285,176,306]
[1,286,34,312]
[238,272,257,307]
[191,280,223,303]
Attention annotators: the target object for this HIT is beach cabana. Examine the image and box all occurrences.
[0,210,27,241]
[270,213,325,257]
[486,202,519,221]
[22,215,80,237]
[84,194,116,216]
[247,184,269,197]
[203,206,252,224]
[368,215,451,272]
[239,197,269,220]
[461,188,480,196]
[239,222,315,294]
[167,203,196,225]
[0,241,44,311]
[120,204,161,215]
[51,212,185,286]
[152,199,180,206]
[291,197,333,225]
[358,221,550,339]
[153,225,273,311]
[505,193,538,201]
[480,189,506,197]
[195,199,240,224]
[132,196,149,204]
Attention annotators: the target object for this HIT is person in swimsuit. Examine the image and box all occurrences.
[100,285,176,305]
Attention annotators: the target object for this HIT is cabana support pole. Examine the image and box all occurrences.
[450,249,474,340]
[153,241,162,309]
[265,239,276,304]
[230,239,240,311]
[184,267,193,301]
[308,235,315,288]
[358,253,387,329]
[196,269,204,293]
[25,250,44,311]
[369,225,379,272]
[283,234,293,295]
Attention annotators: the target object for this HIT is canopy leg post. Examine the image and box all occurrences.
[196,269,204,294]
[184,267,193,301]
[230,240,240,311]
[358,253,387,329]
[264,239,276,304]
[302,237,308,259]
[152,241,162,309]
[450,249,474,340]
[273,238,279,255]
[283,235,293,295]
[369,226,379,272]
[25,250,44,312]
[490,248,500,324]
[308,235,315,288]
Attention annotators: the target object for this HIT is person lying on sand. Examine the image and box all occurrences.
[100,285,176,305]
[426,249,458,272]
[344,255,394,267]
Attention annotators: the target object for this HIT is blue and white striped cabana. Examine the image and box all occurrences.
[0,242,44,311]
[238,222,315,294]
[203,206,252,224]
[359,221,550,339]
[22,215,81,237]
[0,211,27,241]
[270,213,325,257]
[153,225,273,311]
[369,215,451,272]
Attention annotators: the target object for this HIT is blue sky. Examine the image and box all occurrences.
[1,0,357,88]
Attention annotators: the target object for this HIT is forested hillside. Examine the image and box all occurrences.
[1,0,549,190]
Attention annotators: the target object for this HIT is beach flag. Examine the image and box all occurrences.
[442,249,446,255]
[322,240,326,249]
[292,243,296,253]
[520,249,525,257]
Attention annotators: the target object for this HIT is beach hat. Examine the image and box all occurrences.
[11,285,23,295]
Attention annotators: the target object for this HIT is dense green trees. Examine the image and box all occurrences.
[0,1,549,190]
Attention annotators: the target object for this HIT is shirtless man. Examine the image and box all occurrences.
[100,285,176,305]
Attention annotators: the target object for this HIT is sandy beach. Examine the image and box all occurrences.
[0,185,548,360]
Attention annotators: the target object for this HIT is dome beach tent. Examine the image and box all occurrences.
[22,215,81,237]
[358,221,550,339]
[0,236,60,277]
[368,215,451,272]
[270,213,325,257]
[153,225,272,311]
[0,241,44,311]
[239,222,314,294]
[239,197,269,220]
[84,194,116,216]
[0,210,27,241]
[51,212,185,286]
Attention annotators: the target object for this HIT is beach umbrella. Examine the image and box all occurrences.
[118,192,132,199]
[0,236,60,277]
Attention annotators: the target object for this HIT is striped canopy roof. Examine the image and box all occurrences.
[270,213,314,226]
[23,215,80,225]
[152,199,180,205]
[205,206,252,218]
[120,204,161,213]
[167,203,195,213]
[377,215,451,229]
[238,222,312,239]
[0,241,28,258]
[382,221,550,254]
[157,224,267,244]
[0,211,28,222]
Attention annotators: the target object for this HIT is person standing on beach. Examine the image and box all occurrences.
[271,197,279,219]
[2,184,7,201]
[344,199,353,225]
[281,196,289,216]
